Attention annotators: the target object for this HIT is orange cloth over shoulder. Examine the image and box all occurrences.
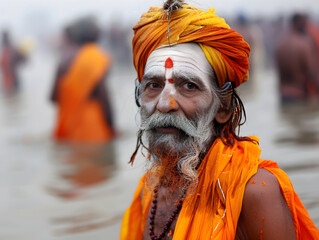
[54,43,113,143]
[132,4,250,88]
[120,137,319,239]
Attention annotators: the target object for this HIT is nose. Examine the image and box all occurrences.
[156,88,179,113]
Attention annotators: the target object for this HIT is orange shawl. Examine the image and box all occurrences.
[120,137,319,239]
[133,4,250,88]
[54,43,113,143]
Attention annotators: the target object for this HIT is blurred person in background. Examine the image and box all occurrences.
[49,17,116,195]
[107,20,131,66]
[121,1,319,239]
[232,13,265,85]
[275,13,319,105]
[0,30,27,91]
[51,17,115,143]
[306,17,319,97]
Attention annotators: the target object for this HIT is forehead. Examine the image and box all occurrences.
[144,43,214,85]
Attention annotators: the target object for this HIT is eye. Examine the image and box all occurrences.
[182,82,198,91]
[185,82,196,90]
[143,80,163,92]
[149,82,160,89]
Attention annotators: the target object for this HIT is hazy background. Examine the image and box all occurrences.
[1,0,319,39]
[0,0,319,239]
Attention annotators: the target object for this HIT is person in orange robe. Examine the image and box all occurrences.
[120,1,319,239]
[51,18,115,143]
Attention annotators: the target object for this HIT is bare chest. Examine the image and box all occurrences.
[143,188,183,240]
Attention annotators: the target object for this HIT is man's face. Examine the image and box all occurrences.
[139,43,219,154]
[141,43,214,120]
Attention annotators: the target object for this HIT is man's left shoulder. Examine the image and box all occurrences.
[244,168,280,201]
[238,168,296,240]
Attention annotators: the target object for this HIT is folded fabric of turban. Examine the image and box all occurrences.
[132,4,251,88]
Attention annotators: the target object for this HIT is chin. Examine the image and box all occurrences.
[148,132,193,158]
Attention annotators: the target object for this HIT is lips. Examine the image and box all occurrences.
[155,127,179,134]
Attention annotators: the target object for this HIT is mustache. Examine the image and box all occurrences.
[140,111,200,138]
[141,112,199,137]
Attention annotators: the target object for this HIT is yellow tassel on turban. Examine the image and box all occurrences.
[132,4,250,88]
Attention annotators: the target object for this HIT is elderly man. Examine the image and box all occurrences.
[121,1,319,239]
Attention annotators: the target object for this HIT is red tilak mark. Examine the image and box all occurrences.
[251,180,256,184]
[262,181,266,186]
[165,57,174,68]
[168,78,174,84]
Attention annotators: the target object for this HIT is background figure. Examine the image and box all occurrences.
[232,14,265,82]
[307,18,319,97]
[51,17,115,143]
[0,30,26,91]
[275,13,319,105]
[105,21,131,66]
[49,17,117,196]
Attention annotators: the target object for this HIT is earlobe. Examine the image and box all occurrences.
[215,108,232,124]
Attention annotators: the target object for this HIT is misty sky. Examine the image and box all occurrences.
[0,0,318,38]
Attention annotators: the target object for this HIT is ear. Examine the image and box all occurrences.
[215,107,232,124]
[135,79,141,107]
[215,94,232,124]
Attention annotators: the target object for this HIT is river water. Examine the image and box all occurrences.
[0,49,318,240]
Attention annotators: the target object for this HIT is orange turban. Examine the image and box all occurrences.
[132,3,250,88]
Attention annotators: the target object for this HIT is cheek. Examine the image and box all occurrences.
[140,97,157,116]
[179,94,213,117]
[198,96,213,109]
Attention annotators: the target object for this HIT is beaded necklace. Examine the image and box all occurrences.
[148,152,204,239]
[149,187,186,240]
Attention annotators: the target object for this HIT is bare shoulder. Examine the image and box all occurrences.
[237,169,296,240]
[244,168,280,201]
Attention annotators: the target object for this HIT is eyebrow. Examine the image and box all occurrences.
[142,70,211,90]
[142,72,165,82]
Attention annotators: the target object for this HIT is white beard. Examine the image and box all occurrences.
[139,101,219,191]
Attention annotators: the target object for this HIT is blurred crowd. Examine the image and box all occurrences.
[230,13,319,106]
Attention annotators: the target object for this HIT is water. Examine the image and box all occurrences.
[0,49,318,240]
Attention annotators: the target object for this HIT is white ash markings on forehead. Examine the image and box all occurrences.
[144,43,214,90]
